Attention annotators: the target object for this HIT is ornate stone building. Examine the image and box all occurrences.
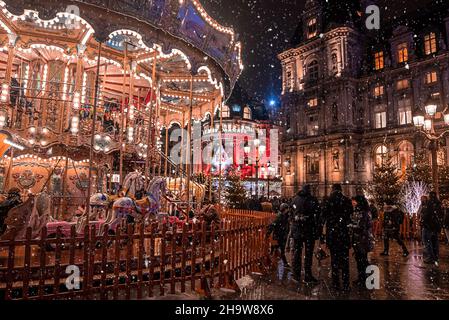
[278,0,449,197]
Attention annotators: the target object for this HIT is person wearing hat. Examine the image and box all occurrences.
[0,188,23,235]
[267,202,291,268]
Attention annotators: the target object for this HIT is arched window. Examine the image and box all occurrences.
[222,105,230,118]
[307,18,317,39]
[308,60,319,80]
[243,107,252,120]
[375,145,388,166]
[397,141,414,175]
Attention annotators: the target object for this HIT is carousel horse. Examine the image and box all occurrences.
[112,176,167,226]
[123,171,145,199]
[0,195,35,241]
[166,177,206,206]
[28,191,52,238]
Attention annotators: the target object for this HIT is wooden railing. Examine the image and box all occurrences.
[0,209,275,300]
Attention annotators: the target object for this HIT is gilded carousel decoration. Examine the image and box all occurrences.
[0,0,243,239]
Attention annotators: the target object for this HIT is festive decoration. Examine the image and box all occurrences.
[366,155,403,207]
[399,181,429,216]
[224,168,247,209]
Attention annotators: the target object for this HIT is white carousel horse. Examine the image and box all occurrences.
[112,177,167,226]
[123,171,145,199]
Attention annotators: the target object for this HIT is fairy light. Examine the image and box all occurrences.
[1,83,9,103]
[81,72,87,104]
[129,105,135,120]
[22,64,30,95]
[191,0,235,41]
[0,113,6,127]
[73,91,81,110]
[42,64,48,91]
[127,127,134,142]
[70,116,79,134]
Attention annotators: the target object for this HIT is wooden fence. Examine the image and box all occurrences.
[0,209,275,300]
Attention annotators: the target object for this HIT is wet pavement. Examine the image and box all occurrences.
[219,240,449,300]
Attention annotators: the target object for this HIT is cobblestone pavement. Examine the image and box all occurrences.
[221,240,449,300]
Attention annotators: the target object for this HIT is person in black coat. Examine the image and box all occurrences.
[291,185,320,283]
[0,188,23,235]
[350,195,373,287]
[381,201,409,257]
[267,203,291,267]
[419,192,443,264]
[322,184,352,291]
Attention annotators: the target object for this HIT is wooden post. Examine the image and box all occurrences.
[145,59,157,184]
[119,43,128,185]
[218,101,223,205]
[3,147,14,192]
[186,75,193,215]
[86,43,102,221]
[164,124,169,176]
[209,100,214,202]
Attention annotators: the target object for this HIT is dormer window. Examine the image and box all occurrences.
[307,18,317,39]
[308,97,318,108]
[425,71,438,84]
[221,105,230,118]
[397,43,408,63]
[243,107,252,120]
[374,51,384,70]
[307,60,319,80]
[424,32,437,55]
[374,85,384,97]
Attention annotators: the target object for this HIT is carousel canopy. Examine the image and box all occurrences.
[0,0,243,156]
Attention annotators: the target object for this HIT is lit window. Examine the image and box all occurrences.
[431,92,440,99]
[374,51,384,70]
[424,32,437,55]
[374,85,384,97]
[222,105,230,118]
[396,79,410,90]
[308,98,318,107]
[398,99,412,125]
[307,18,317,39]
[243,107,252,119]
[375,145,388,166]
[397,43,408,63]
[374,111,387,129]
[307,115,319,136]
[308,60,319,80]
[425,71,438,84]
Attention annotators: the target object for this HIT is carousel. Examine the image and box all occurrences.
[0,0,243,239]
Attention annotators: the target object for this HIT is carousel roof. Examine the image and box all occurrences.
[0,0,243,100]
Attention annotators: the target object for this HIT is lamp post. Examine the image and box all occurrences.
[413,98,449,197]
[253,138,260,199]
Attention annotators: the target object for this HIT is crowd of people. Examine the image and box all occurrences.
[266,184,449,292]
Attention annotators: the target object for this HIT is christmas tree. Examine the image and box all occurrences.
[368,155,403,207]
[406,152,433,187]
[224,168,247,209]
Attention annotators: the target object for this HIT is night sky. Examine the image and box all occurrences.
[201,0,441,114]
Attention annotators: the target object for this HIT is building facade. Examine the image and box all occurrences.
[278,0,449,197]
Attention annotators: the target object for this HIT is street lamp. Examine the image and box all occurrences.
[413,98,449,197]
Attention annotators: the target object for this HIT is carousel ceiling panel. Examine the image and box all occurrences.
[1,0,243,99]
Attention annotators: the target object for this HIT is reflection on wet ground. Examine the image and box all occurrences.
[226,241,449,300]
